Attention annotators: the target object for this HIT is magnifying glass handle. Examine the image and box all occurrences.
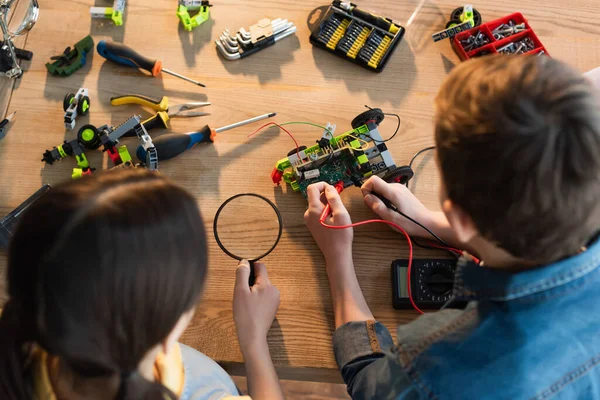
[249,261,256,287]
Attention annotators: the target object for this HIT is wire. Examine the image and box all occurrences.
[347,134,370,151]
[364,105,401,144]
[408,146,436,169]
[319,203,425,315]
[248,121,302,161]
[279,121,334,139]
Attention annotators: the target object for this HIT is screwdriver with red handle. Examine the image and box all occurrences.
[97,40,206,87]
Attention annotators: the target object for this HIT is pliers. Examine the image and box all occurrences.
[110,94,210,132]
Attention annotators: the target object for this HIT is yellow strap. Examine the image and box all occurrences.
[110,95,169,112]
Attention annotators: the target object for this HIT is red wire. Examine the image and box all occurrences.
[318,204,425,315]
[247,122,301,160]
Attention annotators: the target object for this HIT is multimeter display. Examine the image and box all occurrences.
[392,258,457,310]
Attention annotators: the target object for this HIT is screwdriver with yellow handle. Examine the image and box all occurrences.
[110,94,210,133]
[97,41,206,87]
[136,112,277,162]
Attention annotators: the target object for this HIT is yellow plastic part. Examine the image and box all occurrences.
[368,35,392,69]
[326,18,351,50]
[57,145,67,158]
[347,27,370,59]
[72,169,83,179]
[350,140,361,149]
[118,145,132,164]
[290,181,300,191]
[357,154,368,164]
[75,154,89,169]
[363,170,373,178]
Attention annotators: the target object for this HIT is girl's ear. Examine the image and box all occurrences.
[162,308,196,354]
[442,199,479,244]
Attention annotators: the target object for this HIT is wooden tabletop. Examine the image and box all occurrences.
[1,0,599,382]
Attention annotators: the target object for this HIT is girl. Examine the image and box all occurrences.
[0,169,283,400]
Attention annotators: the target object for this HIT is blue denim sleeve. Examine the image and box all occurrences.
[332,320,422,400]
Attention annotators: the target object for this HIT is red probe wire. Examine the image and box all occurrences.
[318,191,425,315]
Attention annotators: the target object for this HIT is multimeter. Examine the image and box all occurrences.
[392,258,457,309]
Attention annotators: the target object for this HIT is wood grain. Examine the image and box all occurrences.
[0,0,599,382]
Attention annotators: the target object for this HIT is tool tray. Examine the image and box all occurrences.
[451,12,548,60]
[309,3,404,72]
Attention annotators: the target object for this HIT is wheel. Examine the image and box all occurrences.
[63,93,75,112]
[77,95,91,116]
[449,6,482,28]
[351,108,385,129]
[382,165,414,185]
[445,19,462,29]
[287,145,307,157]
[77,124,101,150]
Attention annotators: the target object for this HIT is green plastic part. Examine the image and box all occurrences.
[45,35,95,77]
[177,2,211,32]
[111,10,123,26]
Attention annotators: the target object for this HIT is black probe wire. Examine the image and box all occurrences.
[364,105,401,144]
[405,146,436,187]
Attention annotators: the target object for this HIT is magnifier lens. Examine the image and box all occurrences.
[6,0,38,36]
[214,194,281,261]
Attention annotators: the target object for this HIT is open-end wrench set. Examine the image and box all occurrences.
[452,13,548,61]
[309,1,404,72]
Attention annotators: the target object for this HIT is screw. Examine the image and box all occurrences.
[497,42,515,53]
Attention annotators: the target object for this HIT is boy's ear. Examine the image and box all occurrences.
[442,199,479,244]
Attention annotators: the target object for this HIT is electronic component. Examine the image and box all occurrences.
[63,88,90,130]
[309,1,404,72]
[0,184,51,250]
[392,258,457,310]
[90,0,126,26]
[271,109,400,196]
[215,18,297,60]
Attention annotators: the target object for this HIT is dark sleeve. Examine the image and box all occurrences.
[332,320,422,400]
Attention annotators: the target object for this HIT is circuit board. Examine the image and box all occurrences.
[271,121,397,196]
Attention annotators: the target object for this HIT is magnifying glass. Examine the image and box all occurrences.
[213,193,282,286]
[1,0,39,78]
[2,0,39,36]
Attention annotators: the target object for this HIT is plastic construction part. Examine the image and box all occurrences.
[45,35,94,77]
[63,88,90,130]
[177,0,212,31]
[216,18,297,60]
[0,184,51,251]
[90,0,126,26]
[271,110,398,197]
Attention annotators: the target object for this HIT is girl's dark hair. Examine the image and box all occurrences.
[0,169,208,399]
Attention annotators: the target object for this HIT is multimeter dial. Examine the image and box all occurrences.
[415,260,456,303]
[391,258,458,310]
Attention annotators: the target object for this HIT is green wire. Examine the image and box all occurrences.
[279,121,334,138]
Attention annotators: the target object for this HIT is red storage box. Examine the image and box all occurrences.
[451,13,548,61]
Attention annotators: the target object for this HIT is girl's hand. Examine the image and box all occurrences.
[303,182,353,263]
[233,260,280,353]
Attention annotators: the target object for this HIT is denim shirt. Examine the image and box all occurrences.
[333,238,600,400]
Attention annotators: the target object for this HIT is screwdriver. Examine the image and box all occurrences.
[0,111,16,140]
[136,112,276,162]
[97,40,206,87]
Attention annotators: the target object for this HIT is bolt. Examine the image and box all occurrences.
[497,42,515,53]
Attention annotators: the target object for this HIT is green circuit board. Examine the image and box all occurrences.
[296,149,360,195]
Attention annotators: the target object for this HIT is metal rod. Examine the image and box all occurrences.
[161,67,206,87]
[216,112,277,133]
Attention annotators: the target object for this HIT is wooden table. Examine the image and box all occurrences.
[0,0,599,383]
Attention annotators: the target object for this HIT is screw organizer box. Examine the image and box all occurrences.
[309,2,405,72]
[451,13,548,61]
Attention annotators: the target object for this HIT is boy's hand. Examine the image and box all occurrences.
[304,182,353,262]
[233,260,280,352]
[361,176,433,236]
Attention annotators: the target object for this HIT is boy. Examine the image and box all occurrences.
[304,56,600,399]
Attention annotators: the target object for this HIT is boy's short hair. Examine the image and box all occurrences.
[435,55,600,263]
